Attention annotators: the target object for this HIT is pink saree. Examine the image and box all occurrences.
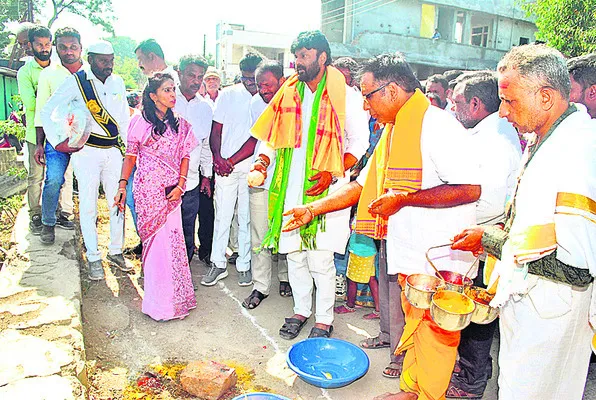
[127,114,198,321]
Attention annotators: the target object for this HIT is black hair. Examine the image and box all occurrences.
[568,54,596,91]
[135,38,165,60]
[28,25,52,44]
[54,27,81,46]
[359,52,421,93]
[290,30,332,66]
[333,57,358,73]
[142,73,179,136]
[179,54,209,73]
[256,60,284,80]
[426,74,449,91]
[454,71,501,113]
[239,52,262,73]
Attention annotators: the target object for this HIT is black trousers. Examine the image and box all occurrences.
[197,173,214,260]
[181,183,201,263]
[452,260,498,395]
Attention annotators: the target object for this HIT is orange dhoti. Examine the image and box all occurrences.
[396,274,460,400]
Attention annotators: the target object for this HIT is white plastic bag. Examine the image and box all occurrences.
[51,102,92,152]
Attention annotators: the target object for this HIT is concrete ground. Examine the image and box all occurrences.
[79,197,596,400]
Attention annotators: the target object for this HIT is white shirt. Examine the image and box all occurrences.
[40,65,129,148]
[260,83,369,254]
[358,106,480,276]
[470,113,522,224]
[174,87,214,190]
[212,84,254,172]
[249,94,275,190]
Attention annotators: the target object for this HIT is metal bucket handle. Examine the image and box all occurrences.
[426,243,479,283]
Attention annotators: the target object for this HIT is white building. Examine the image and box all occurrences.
[322,0,538,78]
[215,22,295,84]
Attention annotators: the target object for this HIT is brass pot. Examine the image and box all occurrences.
[405,274,443,309]
[430,289,475,331]
[435,270,473,293]
[464,286,499,325]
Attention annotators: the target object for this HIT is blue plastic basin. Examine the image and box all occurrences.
[286,337,370,389]
[231,393,291,400]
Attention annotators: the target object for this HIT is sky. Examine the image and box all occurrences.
[43,0,322,62]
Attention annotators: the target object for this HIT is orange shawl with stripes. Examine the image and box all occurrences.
[250,66,346,177]
[355,89,430,239]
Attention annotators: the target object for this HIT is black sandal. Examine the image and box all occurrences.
[308,325,333,338]
[279,281,293,297]
[242,290,268,309]
[279,317,308,340]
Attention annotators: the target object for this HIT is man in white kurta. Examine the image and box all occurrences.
[174,55,213,263]
[252,32,368,338]
[41,41,130,280]
[448,71,521,399]
[242,61,290,309]
[203,53,263,287]
[452,45,596,400]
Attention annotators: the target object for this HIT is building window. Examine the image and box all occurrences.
[454,11,465,43]
[519,37,529,45]
[471,26,489,47]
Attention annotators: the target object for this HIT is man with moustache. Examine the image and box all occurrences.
[174,55,214,263]
[34,27,85,244]
[447,71,521,399]
[17,25,52,235]
[242,60,291,309]
[282,52,481,398]
[452,45,596,400]
[250,31,368,339]
[201,52,262,287]
[41,41,130,280]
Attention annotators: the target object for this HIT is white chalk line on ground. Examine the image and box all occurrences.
[218,281,334,400]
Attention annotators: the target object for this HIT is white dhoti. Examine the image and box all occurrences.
[71,145,124,262]
[498,275,593,400]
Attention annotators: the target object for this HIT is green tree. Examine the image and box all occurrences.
[104,36,144,90]
[522,0,596,57]
[47,0,116,34]
[0,0,38,52]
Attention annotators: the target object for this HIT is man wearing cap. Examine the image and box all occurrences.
[41,40,130,280]
[34,27,84,245]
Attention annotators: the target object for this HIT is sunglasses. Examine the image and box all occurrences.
[363,82,390,99]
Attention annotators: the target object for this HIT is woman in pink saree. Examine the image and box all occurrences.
[115,73,197,321]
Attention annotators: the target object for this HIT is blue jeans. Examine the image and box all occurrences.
[41,142,70,226]
[181,183,201,263]
[125,165,138,230]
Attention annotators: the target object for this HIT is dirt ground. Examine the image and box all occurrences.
[80,196,595,400]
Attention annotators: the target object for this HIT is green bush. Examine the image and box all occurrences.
[0,120,26,142]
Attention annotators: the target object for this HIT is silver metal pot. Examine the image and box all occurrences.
[405,274,443,309]
[430,289,475,331]
[464,286,499,325]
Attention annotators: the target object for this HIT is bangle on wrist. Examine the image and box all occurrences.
[117,188,126,193]
[176,185,184,192]
[306,204,316,218]
[179,175,187,181]
[227,158,235,167]
[119,178,128,184]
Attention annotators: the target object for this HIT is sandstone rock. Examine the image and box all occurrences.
[179,360,237,399]
[0,375,85,399]
[0,330,75,386]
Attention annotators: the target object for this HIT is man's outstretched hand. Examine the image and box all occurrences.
[281,206,314,232]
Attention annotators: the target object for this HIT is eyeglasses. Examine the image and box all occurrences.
[363,82,390,100]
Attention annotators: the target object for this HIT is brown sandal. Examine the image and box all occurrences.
[360,336,390,349]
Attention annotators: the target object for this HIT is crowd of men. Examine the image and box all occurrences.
[15,21,596,400]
